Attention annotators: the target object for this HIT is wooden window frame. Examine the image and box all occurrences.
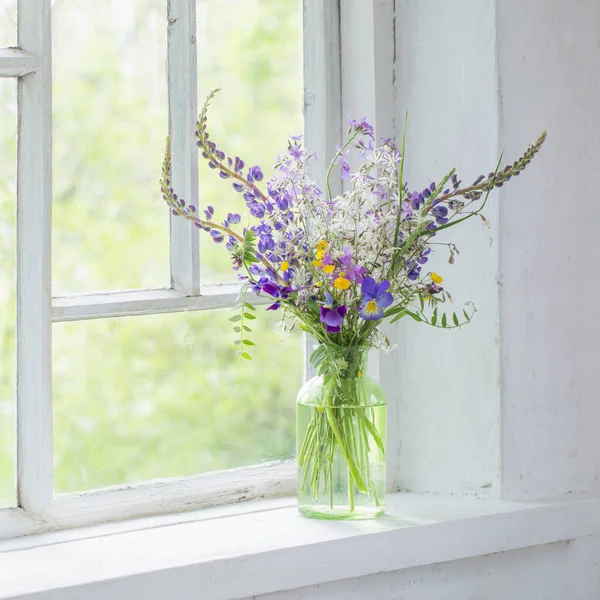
[0,0,398,539]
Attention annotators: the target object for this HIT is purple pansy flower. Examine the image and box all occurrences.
[358,277,393,321]
[320,292,347,333]
[262,282,292,311]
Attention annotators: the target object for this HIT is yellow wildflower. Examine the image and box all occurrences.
[357,371,363,378]
[316,249,325,260]
[316,240,329,252]
[312,259,323,267]
[323,264,335,274]
[279,261,289,272]
[431,272,443,284]
[316,405,324,413]
[334,277,351,291]
[423,296,431,302]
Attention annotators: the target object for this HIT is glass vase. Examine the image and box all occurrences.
[296,346,386,520]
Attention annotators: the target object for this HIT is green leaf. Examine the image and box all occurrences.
[403,309,421,323]
[431,307,438,326]
[390,312,406,324]
[244,302,256,311]
[419,295,425,312]
[463,309,470,321]
[233,340,242,345]
[241,352,252,360]
[242,339,255,346]
[298,323,309,332]
[244,313,257,320]
[453,312,459,326]
[243,325,251,332]
[233,326,241,333]
[229,315,242,322]
[441,313,447,328]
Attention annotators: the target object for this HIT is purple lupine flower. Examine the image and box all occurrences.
[210,230,224,243]
[406,260,421,281]
[275,195,289,211]
[410,192,422,210]
[417,248,431,265]
[227,212,241,224]
[358,277,393,321]
[232,182,244,193]
[432,205,449,224]
[248,166,264,181]
[319,292,347,333]
[203,206,214,221]
[348,116,375,140]
[225,236,237,251]
[249,203,265,218]
[258,233,275,254]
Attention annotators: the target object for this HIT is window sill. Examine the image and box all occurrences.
[1,492,600,600]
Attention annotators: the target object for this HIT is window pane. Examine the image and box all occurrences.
[53,309,302,494]
[197,0,304,283]
[52,0,170,295]
[0,80,16,508]
[0,0,17,48]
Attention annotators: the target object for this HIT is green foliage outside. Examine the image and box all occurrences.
[0,0,304,503]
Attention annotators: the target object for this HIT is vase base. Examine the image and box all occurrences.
[298,504,385,521]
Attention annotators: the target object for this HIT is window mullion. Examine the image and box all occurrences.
[302,0,343,380]
[16,0,53,515]
[167,0,200,296]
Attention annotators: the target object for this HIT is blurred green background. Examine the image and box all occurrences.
[0,0,304,504]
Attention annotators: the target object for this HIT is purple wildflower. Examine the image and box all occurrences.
[289,145,304,162]
[319,292,347,333]
[348,116,375,140]
[339,247,366,283]
[358,277,393,320]
[262,282,292,311]
[248,166,263,181]
[406,261,421,281]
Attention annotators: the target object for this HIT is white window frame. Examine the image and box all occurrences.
[0,0,398,539]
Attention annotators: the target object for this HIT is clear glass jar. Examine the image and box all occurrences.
[296,346,386,520]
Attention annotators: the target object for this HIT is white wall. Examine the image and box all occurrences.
[393,0,502,496]
[250,537,600,600]
[497,0,600,501]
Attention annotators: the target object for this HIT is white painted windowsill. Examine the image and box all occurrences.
[2,493,600,600]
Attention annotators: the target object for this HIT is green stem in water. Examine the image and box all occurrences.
[323,386,368,494]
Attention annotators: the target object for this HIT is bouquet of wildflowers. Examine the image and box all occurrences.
[161,89,545,517]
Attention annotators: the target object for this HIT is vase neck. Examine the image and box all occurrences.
[317,345,370,379]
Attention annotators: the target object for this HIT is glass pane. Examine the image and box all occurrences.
[0,0,17,48]
[196,0,304,283]
[0,79,17,508]
[53,309,302,493]
[52,0,170,294]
